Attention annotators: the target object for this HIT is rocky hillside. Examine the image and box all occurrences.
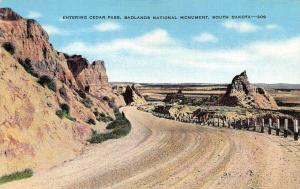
[0,8,125,175]
[220,71,278,110]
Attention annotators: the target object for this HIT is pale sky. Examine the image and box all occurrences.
[1,0,300,83]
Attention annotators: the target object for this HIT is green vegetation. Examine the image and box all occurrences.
[106,112,128,129]
[38,75,57,92]
[0,169,33,185]
[87,118,96,125]
[18,58,39,78]
[94,111,113,123]
[88,111,131,144]
[81,97,93,108]
[2,42,15,55]
[56,103,76,121]
[60,103,70,114]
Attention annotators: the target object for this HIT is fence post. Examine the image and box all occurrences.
[284,119,288,138]
[228,119,231,128]
[247,119,250,130]
[233,119,236,129]
[222,119,225,127]
[268,118,272,135]
[276,119,280,136]
[254,119,257,132]
[217,116,220,127]
[240,119,243,130]
[212,117,215,126]
[294,119,299,141]
[261,118,264,133]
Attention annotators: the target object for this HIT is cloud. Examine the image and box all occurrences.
[223,21,259,33]
[61,29,300,83]
[223,21,281,33]
[265,24,280,30]
[42,24,69,36]
[193,32,218,43]
[94,22,122,32]
[58,17,66,22]
[27,11,42,19]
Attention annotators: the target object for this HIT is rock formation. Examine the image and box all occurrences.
[0,8,125,175]
[0,46,91,175]
[0,8,75,85]
[66,55,109,93]
[65,54,125,107]
[220,71,278,110]
[122,85,146,105]
[163,89,186,104]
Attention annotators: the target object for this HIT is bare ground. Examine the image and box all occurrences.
[1,107,300,189]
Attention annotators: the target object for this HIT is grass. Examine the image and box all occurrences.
[0,169,33,185]
[88,111,131,144]
[106,113,129,129]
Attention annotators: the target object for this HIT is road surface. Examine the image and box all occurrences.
[1,107,300,189]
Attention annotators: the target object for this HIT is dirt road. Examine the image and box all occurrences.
[1,107,300,189]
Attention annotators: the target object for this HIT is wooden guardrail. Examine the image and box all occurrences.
[152,112,299,141]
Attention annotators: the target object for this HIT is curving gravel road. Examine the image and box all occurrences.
[1,107,300,189]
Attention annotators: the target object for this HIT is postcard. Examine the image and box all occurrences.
[0,0,299,188]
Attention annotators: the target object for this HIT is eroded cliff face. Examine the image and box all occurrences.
[0,8,124,175]
[220,71,278,110]
[0,48,91,175]
[0,8,75,85]
[65,55,125,107]
[66,55,109,93]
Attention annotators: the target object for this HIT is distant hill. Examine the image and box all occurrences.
[254,83,300,90]
[110,82,300,90]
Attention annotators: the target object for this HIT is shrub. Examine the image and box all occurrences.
[56,103,75,122]
[88,111,131,144]
[2,42,15,55]
[94,111,113,123]
[59,87,68,100]
[76,89,86,99]
[60,103,70,114]
[99,112,106,117]
[38,75,57,92]
[18,58,38,77]
[81,97,93,108]
[66,115,76,122]
[56,110,68,119]
[87,118,96,125]
[0,169,33,184]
